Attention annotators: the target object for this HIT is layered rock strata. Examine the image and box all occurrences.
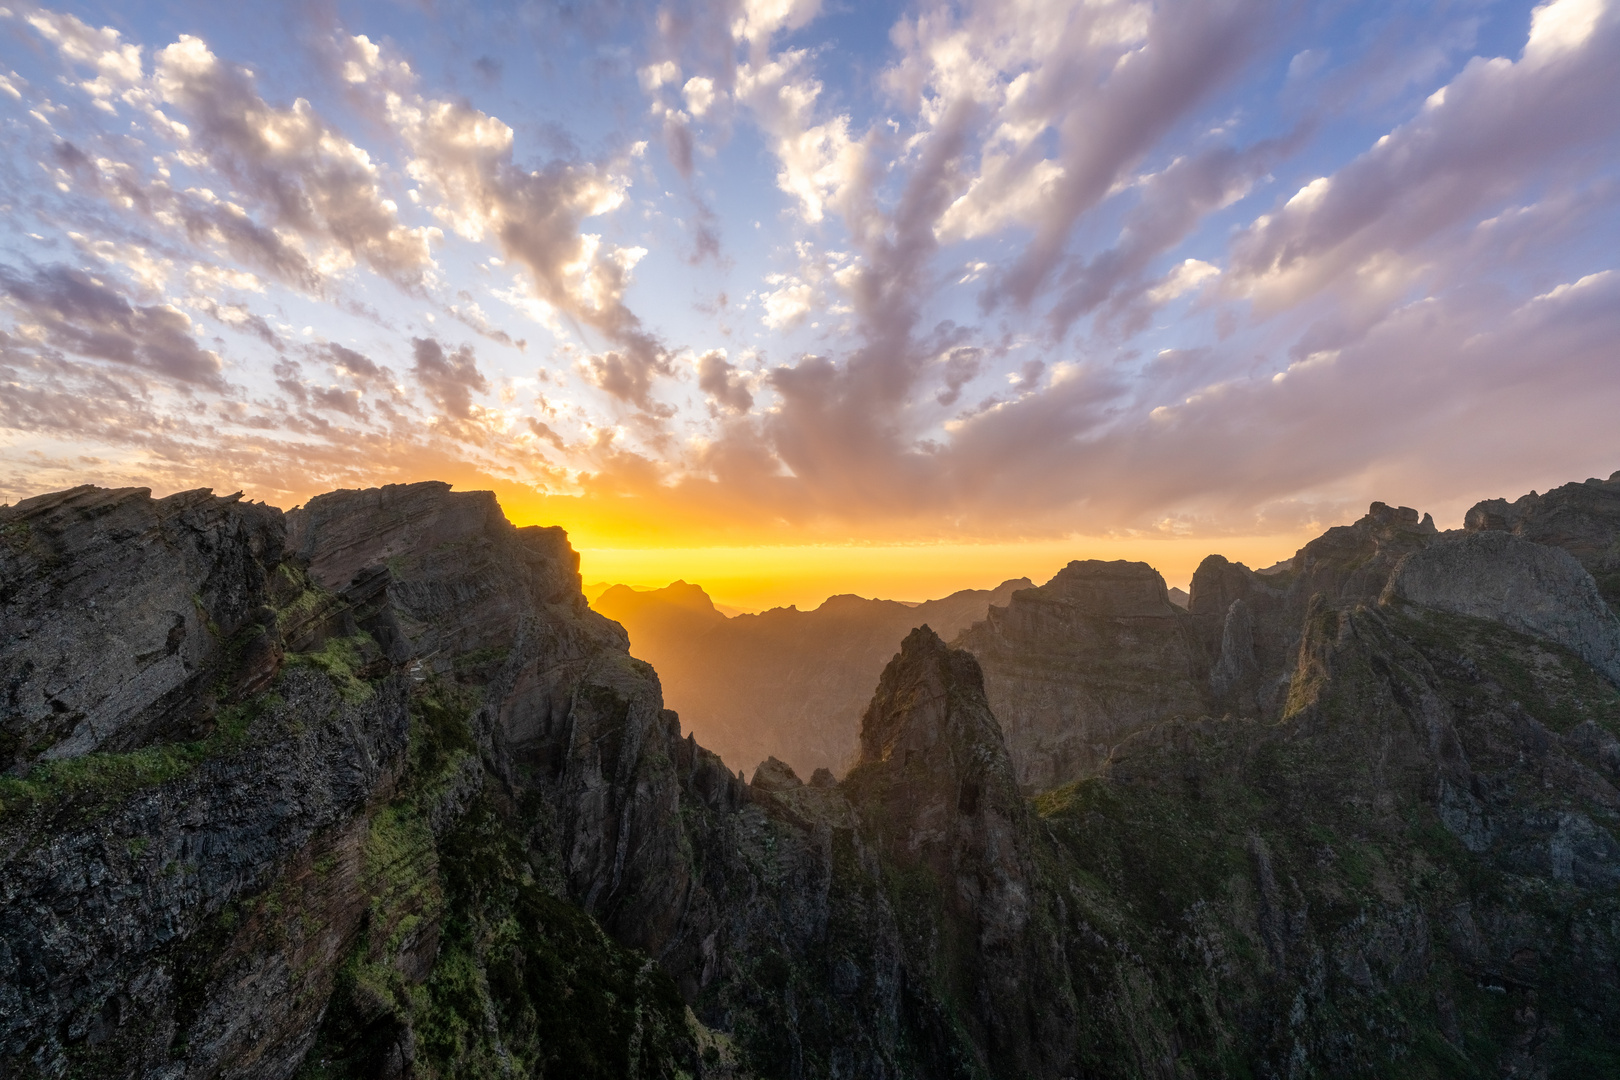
[953,560,1207,788]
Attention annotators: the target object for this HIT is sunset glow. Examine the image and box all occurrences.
[1,0,1616,599]
[573,535,1316,613]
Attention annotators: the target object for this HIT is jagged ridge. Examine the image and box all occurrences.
[2,470,1619,1078]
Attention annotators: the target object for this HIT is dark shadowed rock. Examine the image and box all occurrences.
[845,626,1075,1079]
[0,486,284,768]
[749,754,803,792]
[6,471,1620,1079]
[1388,529,1620,685]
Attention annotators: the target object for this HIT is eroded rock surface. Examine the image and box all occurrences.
[954,560,1208,787]
[1389,529,1620,685]
[4,470,1620,1079]
[1466,469,1620,613]
[1,487,284,767]
[845,627,1074,1078]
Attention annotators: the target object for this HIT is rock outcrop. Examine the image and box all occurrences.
[1,486,284,767]
[844,627,1074,1078]
[954,560,1208,788]
[0,671,409,1077]
[0,482,727,1078]
[1388,529,1620,686]
[1466,469,1620,613]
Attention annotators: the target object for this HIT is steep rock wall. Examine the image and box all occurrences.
[954,560,1209,788]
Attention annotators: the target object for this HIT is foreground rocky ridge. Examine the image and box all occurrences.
[1,470,1617,1078]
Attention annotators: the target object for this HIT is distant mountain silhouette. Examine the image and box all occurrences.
[593,577,1032,776]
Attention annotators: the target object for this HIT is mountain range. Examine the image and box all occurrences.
[0,468,1617,1077]
[592,577,1032,777]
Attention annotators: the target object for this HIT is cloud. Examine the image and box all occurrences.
[0,263,226,387]
[527,416,567,450]
[759,274,814,328]
[68,233,173,295]
[1227,0,1620,314]
[735,50,868,225]
[151,36,440,288]
[935,345,983,406]
[696,349,753,413]
[342,34,674,413]
[327,342,386,383]
[1046,135,1293,336]
[732,0,824,52]
[3,0,1616,557]
[22,6,144,109]
[274,357,365,418]
[580,351,676,416]
[886,0,1279,314]
[1146,258,1220,304]
[47,138,326,293]
[683,75,718,117]
[411,336,489,421]
[192,297,283,348]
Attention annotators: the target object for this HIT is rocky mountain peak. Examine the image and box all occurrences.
[1387,529,1620,686]
[749,754,804,792]
[1039,558,1179,616]
[593,577,1028,777]
[857,625,1000,771]
[6,470,1620,1078]
[595,579,722,621]
[955,562,1209,787]
[1286,498,1442,607]
[845,629,1071,1078]
[286,480,579,606]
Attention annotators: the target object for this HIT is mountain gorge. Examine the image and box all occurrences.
[1,470,1618,1078]
[591,578,1031,777]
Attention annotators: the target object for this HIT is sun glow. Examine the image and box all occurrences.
[564,533,1315,612]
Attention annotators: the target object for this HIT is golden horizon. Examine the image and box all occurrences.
[565,531,1319,613]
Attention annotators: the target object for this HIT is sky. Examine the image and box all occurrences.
[0,0,1617,610]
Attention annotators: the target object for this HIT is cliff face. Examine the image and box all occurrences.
[0,483,1060,1080]
[955,502,1453,790]
[1465,470,1620,614]
[4,470,1620,1079]
[592,577,1031,778]
[953,560,1208,788]
[0,483,737,1078]
[1,486,285,767]
[844,628,1074,1078]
